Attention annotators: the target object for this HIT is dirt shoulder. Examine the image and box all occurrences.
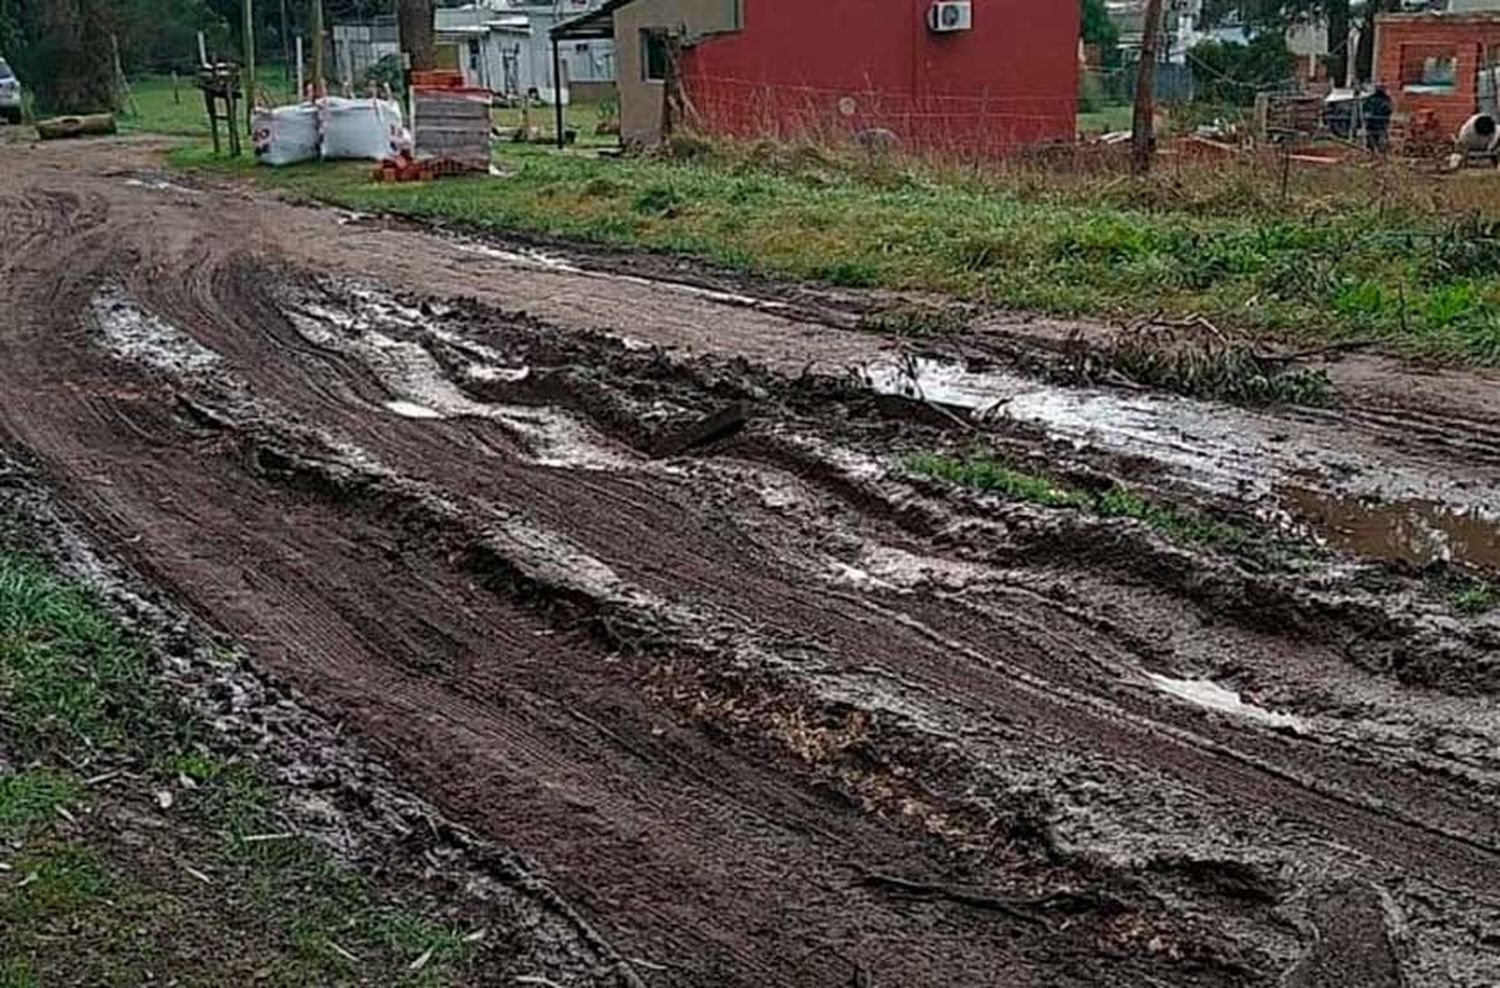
[2,135,1500,986]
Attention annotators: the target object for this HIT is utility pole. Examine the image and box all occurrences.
[1131,0,1165,176]
[242,0,255,131]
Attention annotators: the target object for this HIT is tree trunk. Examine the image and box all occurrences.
[397,0,436,73]
[31,0,119,115]
[1131,0,1165,176]
[1327,0,1350,90]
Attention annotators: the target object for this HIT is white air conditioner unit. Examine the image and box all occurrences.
[928,1,973,33]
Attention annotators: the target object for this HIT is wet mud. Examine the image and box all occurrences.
[3,138,1500,986]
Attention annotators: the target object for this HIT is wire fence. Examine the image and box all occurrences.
[675,73,1083,157]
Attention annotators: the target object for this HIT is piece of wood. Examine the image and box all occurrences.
[36,114,118,140]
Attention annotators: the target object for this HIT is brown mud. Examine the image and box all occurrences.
[3,137,1500,985]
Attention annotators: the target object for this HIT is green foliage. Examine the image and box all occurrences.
[905,453,1092,508]
[163,123,1500,366]
[0,553,187,762]
[1080,0,1119,50]
[1453,579,1497,617]
[363,53,405,93]
[0,550,475,984]
[1188,34,1298,105]
[904,453,1253,552]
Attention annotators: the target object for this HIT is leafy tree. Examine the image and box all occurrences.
[1188,32,1297,104]
[20,0,120,113]
[1199,1,1352,85]
[1081,0,1119,50]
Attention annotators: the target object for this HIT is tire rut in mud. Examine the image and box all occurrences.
[4,153,1500,983]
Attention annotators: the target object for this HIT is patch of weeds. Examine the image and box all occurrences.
[632,183,685,217]
[905,453,1089,508]
[905,453,1252,553]
[859,302,971,338]
[1452,578,1497,616]
[1094,486,1250,552]
[1069,328,1333,407]
[816,258,880,287]
[0,770,82,838]
[0,550,476,984]
[0,960,36,988]
[1,842,110,923]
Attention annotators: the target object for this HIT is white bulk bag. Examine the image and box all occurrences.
[320,97,409,161]
[252,104,320,167]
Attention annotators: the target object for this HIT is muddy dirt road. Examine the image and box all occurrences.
[4,137,1500,986]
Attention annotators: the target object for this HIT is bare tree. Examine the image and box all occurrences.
[396,0,434,72]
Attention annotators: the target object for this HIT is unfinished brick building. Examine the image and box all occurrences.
[1375,11,1500,138]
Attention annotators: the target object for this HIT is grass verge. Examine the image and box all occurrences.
[159,122,1500,365]
[0,551,475,985]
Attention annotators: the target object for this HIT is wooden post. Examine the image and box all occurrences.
[280,0,291,84]
[242,0,256,131]
[552,34,565,148]
[311,0,325,98]
[295,36,305,100]
[1131,0,1165,176]
[205,85,221,155]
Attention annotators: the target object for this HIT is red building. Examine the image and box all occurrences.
[555,0,1081,157]
[1375,11,1500,139]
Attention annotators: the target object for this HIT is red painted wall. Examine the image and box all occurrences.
[677,0,1080,156]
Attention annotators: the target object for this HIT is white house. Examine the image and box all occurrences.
[435,1,616,105]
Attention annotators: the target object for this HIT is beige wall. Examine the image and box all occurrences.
[613,0,741,148]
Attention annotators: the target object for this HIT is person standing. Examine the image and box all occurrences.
[1365,84,1393,152]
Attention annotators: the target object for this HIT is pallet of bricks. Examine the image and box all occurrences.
[411,70,492,175]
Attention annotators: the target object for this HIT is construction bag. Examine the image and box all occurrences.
[252,104,320,167]
[320,97,411,162]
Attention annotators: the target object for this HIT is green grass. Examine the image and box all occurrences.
[905,452,1091,509]
[1077,103,1133,135]
[142,72,1500,365]
[1452,578,1497,616]
[119,72,299,138]
[905,452,1251,553]
[491,99,618,148]
[0,552,475,985]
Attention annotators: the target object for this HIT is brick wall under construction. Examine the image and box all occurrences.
[1376,12,1500,138]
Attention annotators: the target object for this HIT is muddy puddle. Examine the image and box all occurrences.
[90,287,220,374]
[1148,674,1307,733]
[862,355,1500,572]
[1282,487,1500,570]
[287,288,633,471]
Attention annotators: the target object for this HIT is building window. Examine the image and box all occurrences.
[642,29,669,82]
[1400,44,1458,93]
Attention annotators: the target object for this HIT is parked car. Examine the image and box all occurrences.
[0,58,22,124]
